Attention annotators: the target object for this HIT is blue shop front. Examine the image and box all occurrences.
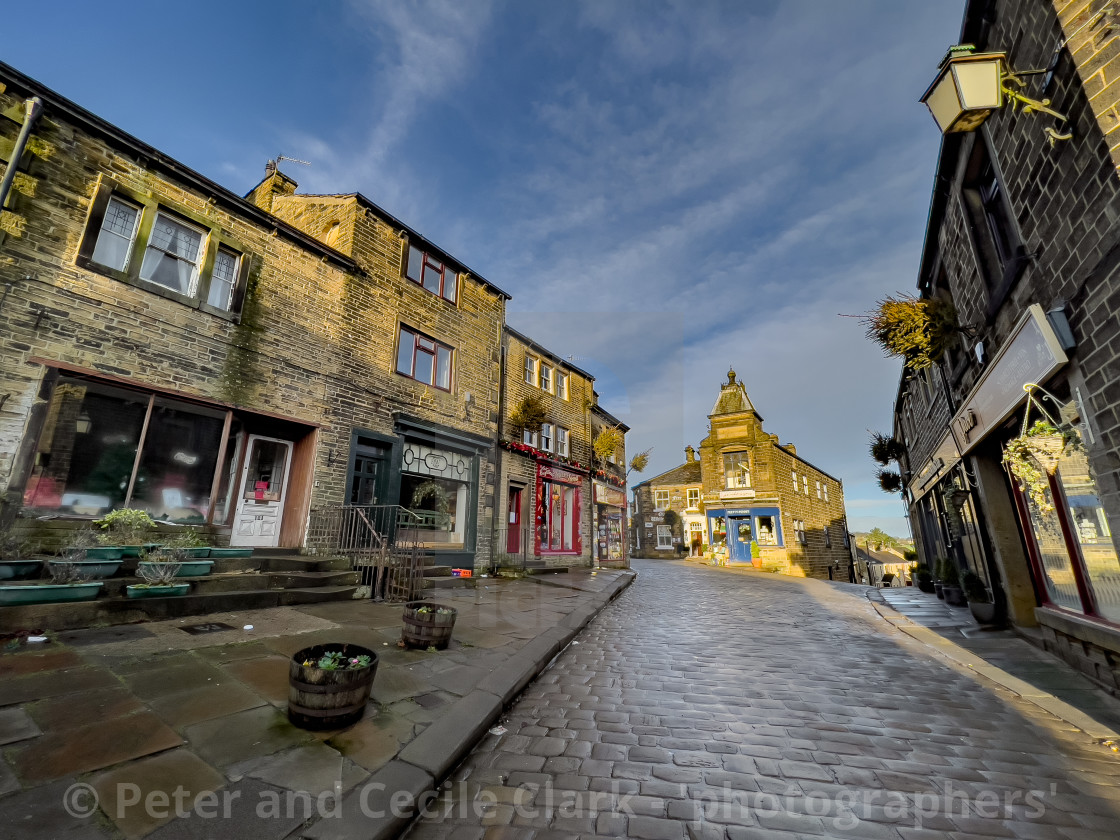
[707,507,783,563]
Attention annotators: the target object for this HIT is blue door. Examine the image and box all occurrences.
[728,516,754,562]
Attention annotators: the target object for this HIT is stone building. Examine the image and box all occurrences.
[893,0,1120,689]
[590,402,629,567]
[633,371,851,578]
[0,61,507,570]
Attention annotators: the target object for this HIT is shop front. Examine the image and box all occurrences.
[19,367,317,547]
[535,463,583,558]
[593,481,627,565]
[707,506,782,563]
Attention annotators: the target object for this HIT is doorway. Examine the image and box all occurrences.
[231,435,293,547]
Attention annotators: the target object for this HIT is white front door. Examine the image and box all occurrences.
[231,435,293,547]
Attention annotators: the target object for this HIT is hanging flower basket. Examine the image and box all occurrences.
[1002,388,1083,514]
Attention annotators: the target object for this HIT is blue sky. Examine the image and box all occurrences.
[6,0,966,535]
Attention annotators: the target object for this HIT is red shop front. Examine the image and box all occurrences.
[535,463,583,556]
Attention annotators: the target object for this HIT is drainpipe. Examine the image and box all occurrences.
[490,340,508,574]
[0,97,43,216]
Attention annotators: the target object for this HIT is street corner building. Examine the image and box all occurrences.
[496,327,630,572]
[630,370,851,579]
[0,60,641,600]
[895,0,1120,689]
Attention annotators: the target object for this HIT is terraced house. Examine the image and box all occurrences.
[0,61,508,582]
[633,370,851,579]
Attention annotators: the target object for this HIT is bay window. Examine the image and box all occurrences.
[396,326,453,391]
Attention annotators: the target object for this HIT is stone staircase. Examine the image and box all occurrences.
[0,549,361,633]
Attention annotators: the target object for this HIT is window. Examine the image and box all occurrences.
[79,185,247,317]
[540,423,553,452]
[397,441,472,549]
[405,244,458,303]
[687,488,700,509]
[724,452,750,488]
[556,427,569,457]
[794,519,807,545]
[557,372,569,400]
[823,484,830,503]
[824,526,832,548]
[525,356,539,387]
[962,138,1026,306]
[656,524,673,549]
[654,490,670,510]
[802,476,809,496]
[540,480,579,552]
[396,326,452,391]
[522,429,539,448]
[541,365,553,393]
[816,480,822,500]
[791,470,797,491]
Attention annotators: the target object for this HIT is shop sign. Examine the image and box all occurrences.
[537,462,582,485]
[950,304,1067,455]
[719,489,756,500]
[594,481,626,507]
[907,431,961,501]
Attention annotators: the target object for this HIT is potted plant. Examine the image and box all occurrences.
[126,551,190,598]
[148,528,214,575]
[288,643,378,730]
[750,539,762,568]
[49,530,124,579]
[0,530,41,580]
[401,601,458,650]
[0,562,103,605]
[913,563,935,593]
[962,570,997,624]
[862,294,959,371]
[96,508,160,557]
[941,560,966,606]
[934,557,948,599]
[1003,420,1081,514]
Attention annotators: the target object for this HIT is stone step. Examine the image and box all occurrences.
[266,571,361,589]
[257,556,345,573]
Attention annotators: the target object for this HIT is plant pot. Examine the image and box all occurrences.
[48,559,123,579]
[0,560,42,580]
[84,547,125,560]
[943,584,967,607]
[178,547,211,559]
[918,579,935,594]
[209,548,254,559]
[138,560,213,578]
[288,643,378,730]
[934,582,945,599]
[751,558,762,569]
[969,600,997,624]
[0,582,103,605]
[125,584,191,599]
[401,601,458,650]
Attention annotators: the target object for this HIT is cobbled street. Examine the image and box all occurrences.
[405,560,1120,840]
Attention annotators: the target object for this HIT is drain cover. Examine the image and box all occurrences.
[179,622,237,635]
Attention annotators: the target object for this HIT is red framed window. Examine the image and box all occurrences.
[396,325,452,391]
[405,244,458,304]
[534,463,583,555]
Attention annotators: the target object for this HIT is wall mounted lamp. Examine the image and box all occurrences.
[921,45,1072,146]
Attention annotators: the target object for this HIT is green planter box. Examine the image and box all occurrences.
[126,584,191,599]
[208,548,253,559]
[84,547,124,560]
[0,561,42,581]
[48,559,123,579]
[178,547,211,559]
[0,582,103,605]
[138,560,213,578]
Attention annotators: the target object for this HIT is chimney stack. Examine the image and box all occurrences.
[685,446,696,463]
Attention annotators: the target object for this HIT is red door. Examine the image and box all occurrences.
[507,487,522,553]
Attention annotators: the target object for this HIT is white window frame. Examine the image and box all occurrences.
[686,488,700,510]
[656,524,673,549]
[522,429,539,448]
[816,480,822,500]
[724,452,750,489]
[802,476,809,496]
[791,470,798,492]
[654,490,670,510]
[540,423,553,452]
[556,427,569,457]
[139,210,207,296]
[525,356,540,387]
[557,372,569,400]
[824,484,830,503]
[541,365,553,393]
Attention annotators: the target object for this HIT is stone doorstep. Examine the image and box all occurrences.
[296,568,636,840]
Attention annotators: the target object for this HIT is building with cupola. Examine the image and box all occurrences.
[632,370,851,579]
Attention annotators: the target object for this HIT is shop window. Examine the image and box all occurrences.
[757,514,777,545]
[78,186,248,318]
[686,488,700,509]
[396,326,452,391]
[541,480,578,552]
[22,376,225,522]
[711,516,727,550]
[398,442,472,549]
[405,244,458,303]
[654,490,669,510]
[1056,447,1120,622]
[723,452,750,488]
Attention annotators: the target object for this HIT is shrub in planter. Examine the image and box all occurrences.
[1002,420,1081,514]
[0,529,41,580]
[96,508,159,557]
[126,551,190,598]
[0,562,103,605]
[401,601,458,650]
[289,643,378,730]
[962,570,998,624]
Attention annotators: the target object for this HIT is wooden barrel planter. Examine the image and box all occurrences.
[288,643,378,730]
[401,601,458,650]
